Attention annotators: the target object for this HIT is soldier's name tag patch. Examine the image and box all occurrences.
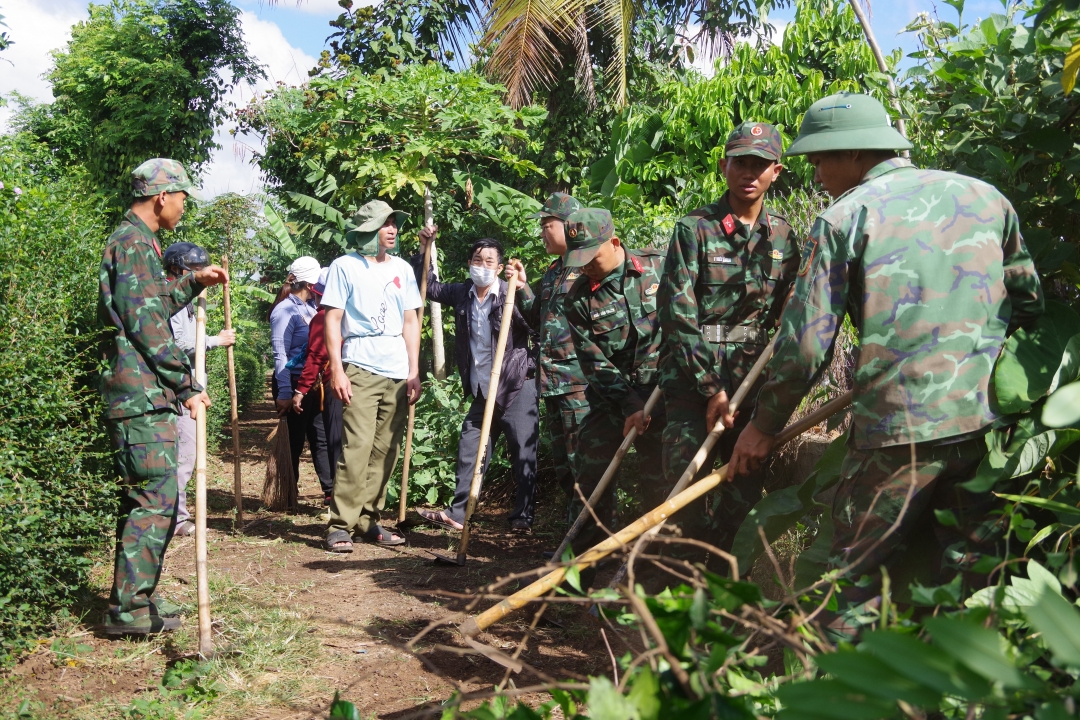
[769,249,784,260]
[591,305,618,320]
[799,237,817,275]
[644,283,658,297]
[709,255,735,264]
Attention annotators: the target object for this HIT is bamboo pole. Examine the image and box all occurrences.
[223,256,243,527]
[193,289,214,657]
[454,275,519,564]
[399,187,435,524]
[550,385,663,561]
[459,390,854,636]
[430,244,447,380]
[847,0,908,141]
[602,335,778,588]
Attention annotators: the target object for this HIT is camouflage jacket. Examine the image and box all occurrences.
[565,247,666,417]
[516,257,588,397]
[99,210,205,419]
[657,194,799,398]
[753,159,1045,449]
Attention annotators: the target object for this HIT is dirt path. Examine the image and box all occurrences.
[2,390,621,719]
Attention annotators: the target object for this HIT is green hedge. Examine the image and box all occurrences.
[0,135,117,665]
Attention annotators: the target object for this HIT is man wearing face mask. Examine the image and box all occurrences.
[409,235,540,534]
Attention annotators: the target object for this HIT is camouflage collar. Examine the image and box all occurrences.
[861,157,912,184]
[717,193,770,237]
[122,209,161,256]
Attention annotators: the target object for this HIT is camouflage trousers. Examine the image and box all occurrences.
[543,388,590,505]
[106,410,179,626]
[822,434,1002,641]
[661,387,758,553]
[569,386,666,556]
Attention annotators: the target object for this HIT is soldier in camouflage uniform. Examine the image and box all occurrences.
[98,159,229,635]
[563,208,667,556]
[729,93,1045,637]
[657,122,800,552]
[507,193,591,512]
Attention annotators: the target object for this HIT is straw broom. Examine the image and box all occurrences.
[459,389,854,636]
[193,288,213,657]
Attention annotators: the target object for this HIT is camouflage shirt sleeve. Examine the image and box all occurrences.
[752,218,846,434]
[102,241,204,401]
[515,278,542,328]
[658,219,727,398]
[566,283,641,417]
[1001,206,1044,332]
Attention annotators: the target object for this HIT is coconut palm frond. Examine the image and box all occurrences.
[482,0,578,107]
[599,0,639,108]
[572,7,597,110]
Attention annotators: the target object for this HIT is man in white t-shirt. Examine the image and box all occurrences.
[321,200,423,552]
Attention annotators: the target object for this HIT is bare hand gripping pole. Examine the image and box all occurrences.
[399,186,435,525]
[194,289,214,657]
[603,334,778,589]
[458,389,854,636]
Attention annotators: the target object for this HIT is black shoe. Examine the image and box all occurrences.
[510,518,533,534]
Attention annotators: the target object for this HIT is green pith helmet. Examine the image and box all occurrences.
[724,121,783,161]
[131,158,202,199]
[563,208,615,268]
[528,192,582,221]
[785,92,912,156]
[344,200,409,255]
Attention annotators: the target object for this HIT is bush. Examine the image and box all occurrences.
[0,135,117,665]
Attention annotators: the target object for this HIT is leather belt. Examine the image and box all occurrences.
[702,324,767,344]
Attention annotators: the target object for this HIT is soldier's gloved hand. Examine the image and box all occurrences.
[193,265,229,287]
[506,259,527,286]
[419,224,438,250]
[622,410,650,438]
[706,390,735,431]
[728,422,776,480]
[184,391,212,420]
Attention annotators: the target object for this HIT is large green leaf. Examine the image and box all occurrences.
[1026,589,1080,667]
[814,650,942,706]
[924,616,1034,688]
[1043,382,1080,428]
[262,204,297,258]
[992,302,1080,415]
[775,679,897,720]
[862,630,991,700]
[732,433,847,575]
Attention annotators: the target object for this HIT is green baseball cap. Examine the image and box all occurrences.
[344,200,409,255]
[785,92,912,156]
[724,122,783,161]
[563,208,615,268]
[131,158,202,199]
[528,192,582,221]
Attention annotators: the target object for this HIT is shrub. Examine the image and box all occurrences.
[0,135,117,665]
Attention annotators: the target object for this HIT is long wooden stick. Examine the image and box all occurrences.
[399,187,435,524]
[223,256,243,527]
[456,275,519,564]
[603,335,778,588]
[551,385,663,561]
[193,289,214,657]
[459,389,854,636]
[847,0,908,142]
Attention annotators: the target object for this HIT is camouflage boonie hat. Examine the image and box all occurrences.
[131,158,201,199]
[785,92,912,156]
[528,192,582,221]
[563,208,615,267]
[724,122,783,161]
[344,200,409,255]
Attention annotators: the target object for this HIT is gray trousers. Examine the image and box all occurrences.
[176,405,196,525]
[447,379,539,525]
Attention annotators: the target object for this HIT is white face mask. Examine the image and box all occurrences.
[470,265,497,288]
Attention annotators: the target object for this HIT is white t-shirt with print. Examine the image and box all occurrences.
[320,253,422,380]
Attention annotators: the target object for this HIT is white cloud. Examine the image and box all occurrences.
[200,11,318,198]
[0,0,86,129]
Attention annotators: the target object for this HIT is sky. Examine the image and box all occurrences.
[0,0,1007,198]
